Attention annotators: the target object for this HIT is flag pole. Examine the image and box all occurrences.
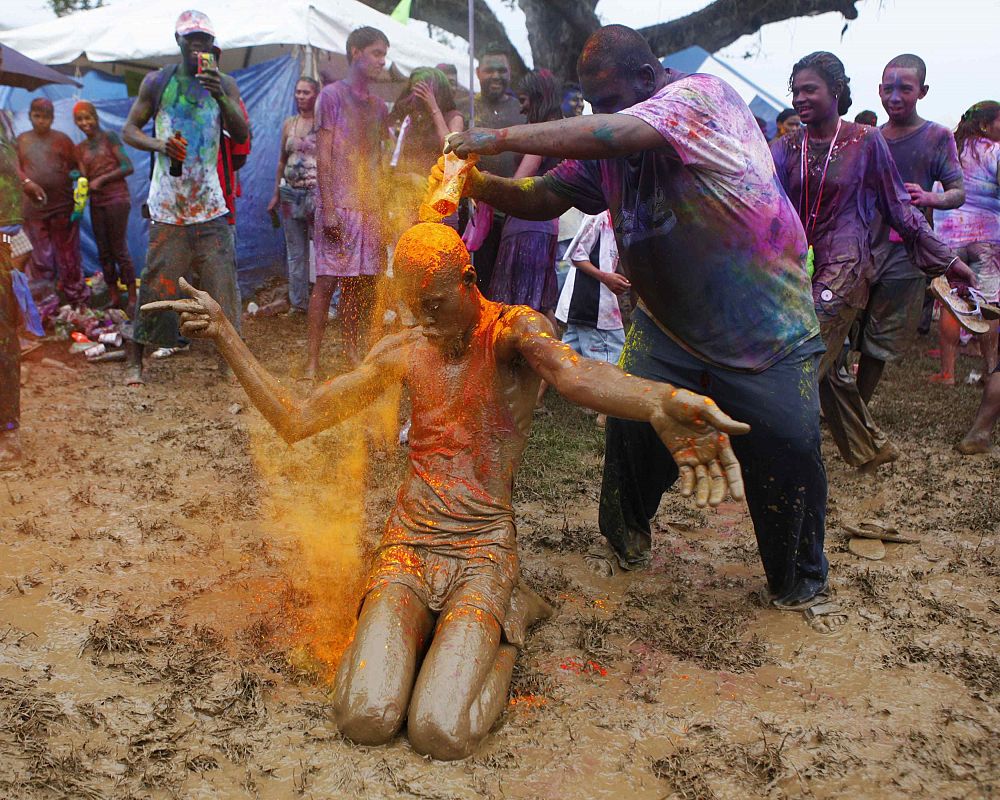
[468,0,475,124]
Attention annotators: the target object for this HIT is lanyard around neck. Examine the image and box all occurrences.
[799,118,842,240]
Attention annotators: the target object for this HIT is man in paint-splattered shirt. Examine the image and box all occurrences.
[122,9,248,386]
[446,25,838,628]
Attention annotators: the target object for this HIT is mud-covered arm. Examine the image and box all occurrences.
[142,279,407,444]
[508,310,749,507]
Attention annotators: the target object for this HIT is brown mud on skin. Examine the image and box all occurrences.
[1,324,997,799]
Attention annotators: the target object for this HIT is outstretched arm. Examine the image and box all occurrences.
[429,156,571,221]
[142,279,407,443]
[509,312,750,507]
[445,114,667,161]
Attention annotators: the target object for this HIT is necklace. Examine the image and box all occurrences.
[799,118,842,240]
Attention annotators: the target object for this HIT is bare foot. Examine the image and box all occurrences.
[804,601,848,635]
[503,582,554,647]
[858,441,899,475]
[956,434,997,455]
[123,365,145,386]
[0,429,24,469]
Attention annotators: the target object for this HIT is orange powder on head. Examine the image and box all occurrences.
[394,223,471,288]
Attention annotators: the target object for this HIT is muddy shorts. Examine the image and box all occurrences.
[363,537,518,634]
[855,253,926,362]
[132,216,240,349]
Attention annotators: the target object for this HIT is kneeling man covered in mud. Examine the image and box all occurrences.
[144,223,749,760]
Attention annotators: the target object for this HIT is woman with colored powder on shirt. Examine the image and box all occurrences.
[932,101,1000,384]
[73,101,136,313]
[388,67,464,234]
[268,77,320,315]
[487,69,562,315]
[770,51,975,473]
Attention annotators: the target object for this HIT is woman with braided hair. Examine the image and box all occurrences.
[770,51,976,473]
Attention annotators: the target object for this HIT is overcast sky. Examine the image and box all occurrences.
[6,0,994,127]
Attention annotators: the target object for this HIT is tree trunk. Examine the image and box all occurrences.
[516,0,598,86]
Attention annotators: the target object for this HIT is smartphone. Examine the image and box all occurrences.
[197,52,216,74]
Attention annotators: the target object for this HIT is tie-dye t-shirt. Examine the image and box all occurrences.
[147,71,228,225]
[0,112,22,227]
[543,74,818,372]
[935,138,1000,246]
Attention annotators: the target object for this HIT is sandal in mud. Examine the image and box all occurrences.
[772,581,832,611]
[848,537,885,560]
[842,521,919,543]
[930,276,989,334]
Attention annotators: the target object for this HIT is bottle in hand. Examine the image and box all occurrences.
[168,130,186,177]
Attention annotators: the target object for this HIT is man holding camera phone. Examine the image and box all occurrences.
[122,9,249,385]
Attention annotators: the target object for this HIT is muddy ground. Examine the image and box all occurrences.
[1,314,997,800]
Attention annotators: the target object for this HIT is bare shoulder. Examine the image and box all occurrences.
[503,305,557,355]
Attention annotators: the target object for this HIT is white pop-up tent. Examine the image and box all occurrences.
[2,0,475,96]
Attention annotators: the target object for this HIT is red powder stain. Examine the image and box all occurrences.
[508,693,548,708]
[559,658,608,677]
[159,276,177,293]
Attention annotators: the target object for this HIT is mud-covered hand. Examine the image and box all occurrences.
[444,128,504,158]
[22,179,46,206]
[141,278,226,340]
[945,257,977,292]
[650,388,750,508]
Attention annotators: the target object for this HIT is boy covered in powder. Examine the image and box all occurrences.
[145,222,749,760]
[854,54,966,401]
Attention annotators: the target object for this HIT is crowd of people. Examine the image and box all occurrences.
[1,10,999,757]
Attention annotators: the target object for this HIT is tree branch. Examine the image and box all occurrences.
[361,0,527,76]
[639,0,861,57]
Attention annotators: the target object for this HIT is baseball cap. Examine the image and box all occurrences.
[175,10,216,38]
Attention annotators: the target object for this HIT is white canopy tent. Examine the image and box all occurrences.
[1,0,476,98]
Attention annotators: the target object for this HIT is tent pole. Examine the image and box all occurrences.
[468,0,475,124]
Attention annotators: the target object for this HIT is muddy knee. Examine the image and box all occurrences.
[334,694,406,745]
[407,707,477,761]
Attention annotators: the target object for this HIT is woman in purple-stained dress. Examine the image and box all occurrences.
[486,70,562,313]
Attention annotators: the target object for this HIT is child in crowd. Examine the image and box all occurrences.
[555,211,629,426]
[854,54,966,399]
[17,97,88,305]
[73,101,136,313]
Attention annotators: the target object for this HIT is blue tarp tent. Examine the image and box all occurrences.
[5,55,299,295]
[661,46,787,139]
